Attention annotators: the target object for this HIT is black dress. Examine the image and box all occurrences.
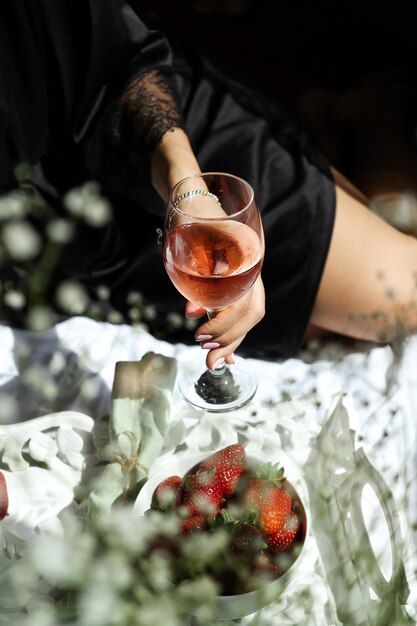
[0,0,335,359]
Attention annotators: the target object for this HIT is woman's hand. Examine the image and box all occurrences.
[185,275,265,370]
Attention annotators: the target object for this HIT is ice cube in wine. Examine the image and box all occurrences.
[163,221,263,310]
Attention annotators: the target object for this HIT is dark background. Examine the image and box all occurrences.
[129,0,417,100]
[127,0,417,189]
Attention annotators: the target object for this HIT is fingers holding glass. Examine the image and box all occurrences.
[194,277,265,369]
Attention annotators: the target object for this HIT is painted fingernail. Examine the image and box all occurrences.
[212,357,225,370]
[195,334,212,341]
[202,342,221,349]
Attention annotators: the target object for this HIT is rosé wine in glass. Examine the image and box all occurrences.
[163,221,263,312]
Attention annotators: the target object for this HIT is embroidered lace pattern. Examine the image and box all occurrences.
[119,69,183,155]
[84,68,184,188]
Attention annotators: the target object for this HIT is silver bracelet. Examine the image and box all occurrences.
[173,189,221,208]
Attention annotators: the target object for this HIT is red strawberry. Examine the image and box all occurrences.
[181,471,223,516]
[175,482,186,507]
[266,511,299,554]
[181,515,206,535]
[243,477,269,509]
[199,444,246,496]
[151,475,182,511]
[0,471,8,520]
[259,487,292,535]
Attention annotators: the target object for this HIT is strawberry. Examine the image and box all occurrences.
[175,481,186,508]
[259,487,292,535]
[266,511,299,554]
[181,471,223,516]
[242,477,269,509]
[181,515,206,535]
[237,461,291,535]
[0,471,8,520]
[198,444,246,496]
[240,460,285,505]
[151,475,182,511]
[231,523,265,555]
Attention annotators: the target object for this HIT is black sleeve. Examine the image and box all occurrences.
[39,0,183,145]
[65,1,184,189]
[0,0,183,188]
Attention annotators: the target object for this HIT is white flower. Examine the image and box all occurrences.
[0,191,28,221]
[132,598,182,626]
[176,577,218,621]
[166,312,183,329]
[78,583,122,626]
[96,284,110,300]
[81,377,101,401]
[41,379,59,401]
[2,221,42,260]
[3,289,26,309]
[107,310,124,324]
[88,552,133,591]
[144,510,180,538]
[128,306,142,321]
[46,218,75,243]
[0,393,18,423]
[64,183,112,227]
[143,305,157,321]
[127,291,143,305]
[64,188,85,216]
[56,280,89,314]
[23,604,57,626]
[49,350,66,375]
[96,508,159,554]
[184,317,198,331]
[26,305,54,331]
[84,197,112,227]
[30,529,94,585]
[24,364,48,390]
[142,553,173,592]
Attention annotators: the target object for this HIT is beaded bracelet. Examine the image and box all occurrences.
[173,189,221,208]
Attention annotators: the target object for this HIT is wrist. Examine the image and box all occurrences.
[150,128,201,203]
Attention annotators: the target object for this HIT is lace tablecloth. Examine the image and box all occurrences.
[0,316,416,624]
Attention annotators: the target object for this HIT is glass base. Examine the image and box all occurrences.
[178,354,258,412]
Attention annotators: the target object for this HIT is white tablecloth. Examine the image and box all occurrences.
[0,316,416,624]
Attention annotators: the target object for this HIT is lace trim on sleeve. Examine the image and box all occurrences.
[84,69,184,188]
[119,69,183,156]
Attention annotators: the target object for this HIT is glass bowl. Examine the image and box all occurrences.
[135,450,310,620]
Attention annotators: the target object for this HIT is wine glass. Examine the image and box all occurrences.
[162,172,265,412]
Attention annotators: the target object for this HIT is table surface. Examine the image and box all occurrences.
[0,316,416,625]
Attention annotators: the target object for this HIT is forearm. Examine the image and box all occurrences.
[118,69,202,203]
[150,127,201,203]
